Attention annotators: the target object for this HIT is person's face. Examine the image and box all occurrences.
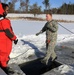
[46,14,52,21]
[4,6,9,14]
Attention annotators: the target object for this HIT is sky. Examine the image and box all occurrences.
[30,0,74,9]
[1,0,74,10]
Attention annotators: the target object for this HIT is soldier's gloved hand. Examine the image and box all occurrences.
[14,39,18,45]
[36,31,42,36]
[36,32,40,36]
[46,40,50,44]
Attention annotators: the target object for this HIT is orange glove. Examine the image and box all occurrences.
[46,40,50,44]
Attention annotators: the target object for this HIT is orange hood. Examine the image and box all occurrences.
[0,3,4,15]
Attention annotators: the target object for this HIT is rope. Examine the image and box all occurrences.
[58,23,74,34]
[10,49,29,60]
[10,47,38,60]
[57,23,74,42]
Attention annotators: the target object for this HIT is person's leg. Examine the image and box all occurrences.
[0,54,9,74]
[41,41,57,65]
[41,42,53,65]
[1,66,15,75]
[0,53,14,74]
[1,66,8,74]
[51,41,57,61]
[51,49,57,61]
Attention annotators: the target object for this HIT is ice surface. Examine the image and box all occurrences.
[11,20,74,36]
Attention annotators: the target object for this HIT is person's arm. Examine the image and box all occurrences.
[4,28,18,44]
[4,28,15,39]
[2,19,18,44]
[47,21,58,32]
[36,23,47,36]
[2,19,17,40]
[36,30,42,36]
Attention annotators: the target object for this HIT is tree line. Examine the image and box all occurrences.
[0,0,74,14]
[52,3,74,14]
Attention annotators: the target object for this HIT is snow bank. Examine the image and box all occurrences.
[8,34,74,75]
[7,13,74,21]
[9,34,74,62]
[7,13,34,18]
[58,64,74,75]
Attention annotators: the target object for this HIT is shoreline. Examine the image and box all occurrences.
[7,17,74,23]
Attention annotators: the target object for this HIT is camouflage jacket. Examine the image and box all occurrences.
[41,20,58,41]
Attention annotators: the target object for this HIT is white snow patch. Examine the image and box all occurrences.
[58,65,74,75]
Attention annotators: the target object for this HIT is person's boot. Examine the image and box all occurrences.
[7,67,15,75]
[1,66,15,75]
[53,56,57,62]
[41,57,52,66]
[1,67,9,74]
[47,57,53,66]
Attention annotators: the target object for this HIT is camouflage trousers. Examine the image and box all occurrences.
[42,41,57,65]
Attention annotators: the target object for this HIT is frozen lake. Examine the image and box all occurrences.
[11,20,74,36]
[9,19,74,75]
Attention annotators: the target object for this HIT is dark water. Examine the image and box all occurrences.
[19,58,62,75]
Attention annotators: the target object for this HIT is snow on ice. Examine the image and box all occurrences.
[58,65,74,75]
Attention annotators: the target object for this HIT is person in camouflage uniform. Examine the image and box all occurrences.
[36,13,58,65]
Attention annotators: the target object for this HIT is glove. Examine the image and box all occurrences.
[14,39,18,45]
[46,40,50,44]
[36,31,42,36]
[36,32,40,36]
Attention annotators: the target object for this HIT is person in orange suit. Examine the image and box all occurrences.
[0,3,18,74]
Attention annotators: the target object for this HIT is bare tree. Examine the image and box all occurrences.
[29,3,42,17]
[3,0,8,3]
[43,0,50,10]
[20,0,26,12]
[8,0,18,13]
[19,0,29,13]
[25,0,29,12]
